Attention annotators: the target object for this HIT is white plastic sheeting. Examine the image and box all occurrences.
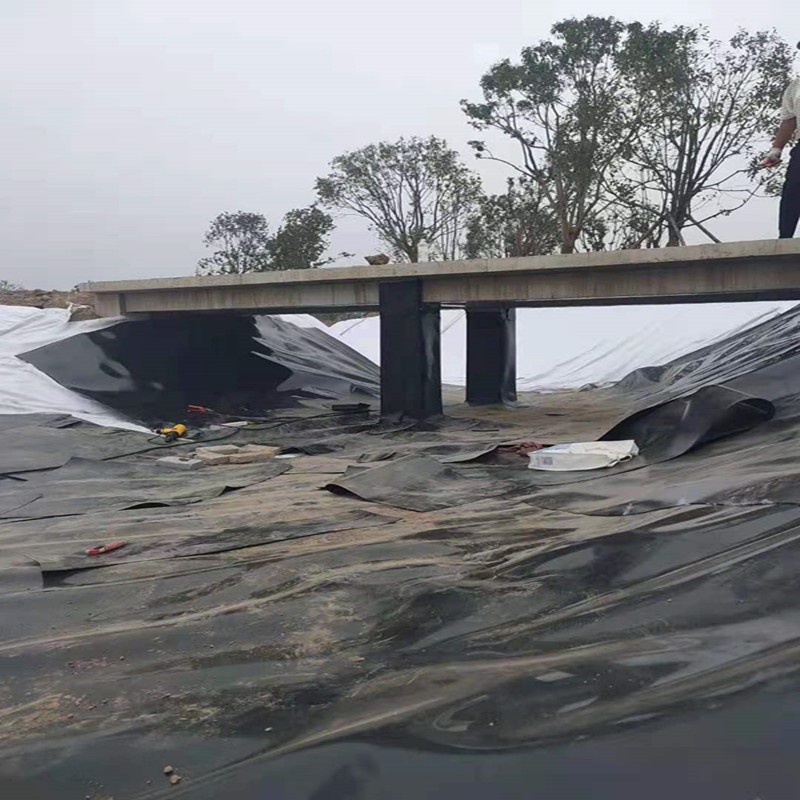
[0,306,147,431]
[327,303,798,391]
[276,313,331,330]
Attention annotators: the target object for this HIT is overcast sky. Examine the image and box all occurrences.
[1,0,796,289]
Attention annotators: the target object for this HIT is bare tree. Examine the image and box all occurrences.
[316,136,482,263]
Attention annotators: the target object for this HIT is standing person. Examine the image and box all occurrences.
[764,71,800,238]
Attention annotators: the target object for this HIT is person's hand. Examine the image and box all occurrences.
[761,147,783,168]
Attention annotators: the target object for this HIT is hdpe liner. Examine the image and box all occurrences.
[322,383,776,508]
[20,314,380,424]
[325,455,518,512]
[5,307,800,799]
[0,419,237,476]
[0,457,292,520]
[606,384,774,457]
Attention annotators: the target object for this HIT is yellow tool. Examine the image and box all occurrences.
[155,423,188,443]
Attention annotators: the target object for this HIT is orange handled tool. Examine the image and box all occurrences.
[86,541,127,556]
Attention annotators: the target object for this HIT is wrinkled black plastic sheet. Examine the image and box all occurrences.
[615,302,800,407]
[38,509,398,573]
[325,455,522,511]
[0,413,81,431]
[0,457,291,520]
[21,314,380,423]
[5,494,800,799]
[0,417,237,476]
[526,409,800,515]
[323,383,776,509]
[6,307,800,799]
[603,384,774,462]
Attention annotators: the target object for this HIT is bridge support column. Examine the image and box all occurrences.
[466,307,517,405]
[379,280,442,420]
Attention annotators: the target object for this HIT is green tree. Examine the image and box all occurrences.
[466,178,560,258]
[316,136,482,263]
[621,26,794,245]
[462,17,642,254]
[197,206,339,275]
[266,206,341,270]
[464,18,793,253]
[197,211,272,275]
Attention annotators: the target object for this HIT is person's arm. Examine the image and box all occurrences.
[772,118,797,150]
[764,118,797,166]
[763,83,798,166]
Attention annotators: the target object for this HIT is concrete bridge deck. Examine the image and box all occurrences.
[82,239,800,419]
[84,239,800,317]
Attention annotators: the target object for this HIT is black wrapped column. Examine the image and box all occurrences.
[379,280,442,420]
[466,307,517,405]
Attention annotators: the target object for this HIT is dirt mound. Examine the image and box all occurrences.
[0,289,97,320]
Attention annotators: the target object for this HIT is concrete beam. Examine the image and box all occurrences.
[82,239,800,316]
[106,281,380,315]
[83,239,800,292]
[423,256,800,307]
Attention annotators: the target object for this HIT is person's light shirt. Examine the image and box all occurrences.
[780,77,800,121]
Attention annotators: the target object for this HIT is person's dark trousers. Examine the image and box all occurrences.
[780,144,800,238]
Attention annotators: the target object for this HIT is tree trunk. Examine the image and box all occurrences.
[558,218,579,254]
[666,208,688,247]
[560,227,579,254]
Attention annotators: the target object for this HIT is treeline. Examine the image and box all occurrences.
[198,17,794,275]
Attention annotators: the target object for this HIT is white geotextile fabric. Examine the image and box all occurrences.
[326,303,798,392]
[0,305,147,431]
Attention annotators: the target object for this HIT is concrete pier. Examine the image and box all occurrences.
[378,280,442,420]
[465,308,516,406]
